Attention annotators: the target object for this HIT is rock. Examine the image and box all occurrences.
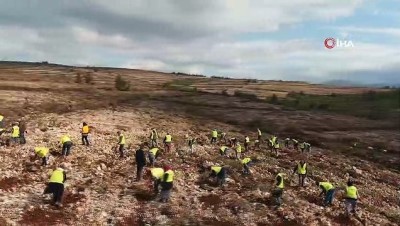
[100,163,107,170]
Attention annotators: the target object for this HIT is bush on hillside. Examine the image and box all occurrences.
[115,75,130,91]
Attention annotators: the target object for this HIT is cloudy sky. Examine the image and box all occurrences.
[0,0,399,84]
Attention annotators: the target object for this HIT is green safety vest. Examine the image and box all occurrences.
[61,135,71,144]
[34,147,49,158]
[276,173,284,189]
[236,144,242,153]
[211,166,222,174]
[220,146,227,152]
[162,170,174,182]
[212,130,218,138]
[297,163,307,175]
[150,148,158,156]
[0,115,3,121]
[346,186,358,199]
[150,168,164,179]
[11,126,20,138]
[119,134,126,145]
[165,135,172,143]
[49,169,64,184]
[319,182,334,192]
[242,158,251,165]
[151,130,158,139]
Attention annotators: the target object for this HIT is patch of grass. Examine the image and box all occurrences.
[233,90,259,100]
[278,89,400,120]
[163,79,198,92]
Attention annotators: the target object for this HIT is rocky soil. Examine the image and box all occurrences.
[0,107,399,226]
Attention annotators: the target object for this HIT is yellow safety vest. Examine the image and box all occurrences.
[150,168,164,179]
[34,147,49,158]
[119,134,126,145]
[165,135,172,143]
[82,125,89,134]
[211,166,222,174]
[150,148,158,156]
[346,186,358,199]
[297,163,307,175]
[60,135,71,144]
[274,143,280,148]
[11,126,20,138]
[272,136,277,144]
[319,182,334,192]
[245,137,250,143]
[242,157,251,165]
[212,130,218,138]
[220,146,227,152]
[162,170,174,182]
[300,142,305,148]
[49,169,64,184]
[257,129,261,136]
[276,173,284,189]
[0,115,3,121]
[151,130,158,139]
[236,144,242,153]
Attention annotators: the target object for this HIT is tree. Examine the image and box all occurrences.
[115,75,130,91]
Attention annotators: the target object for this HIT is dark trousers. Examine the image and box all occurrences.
[244,143,249,151]
[160,182,173,202]
[136,164,144,181]
[119,144,125,157]
[44,182,64,204]
[148,153,156,166]
[62,141,72,156]
[20,133,26,144]
[243,164,250,174]
[82,134,89,145]
[164,143,171,152]
[324,189,335,206]
[211,137,217,144]
[217,168,227,186]
[41,157,48,166]
[273,188,283,206]
[153,179,161,194]
[298,174,306,187]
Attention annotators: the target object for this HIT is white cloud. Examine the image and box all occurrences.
[334,26,400,37]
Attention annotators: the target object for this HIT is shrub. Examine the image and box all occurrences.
[115,75,130,91]
[84,73,94,84]
[233,90,258,100]
[268,94,278,104]
[75,74,82,83]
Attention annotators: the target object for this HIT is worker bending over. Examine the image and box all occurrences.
[317,181,335,206]
[219,146,230,156]
[60,135,72,157]
[210,166,227,187]
[241,157,252,175]
[160,166,174,203]
[34,146,50,166]
[43,165,67,207]
[149,167,164,194]
[148,147,159,166]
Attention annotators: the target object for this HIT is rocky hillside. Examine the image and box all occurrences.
[0,107,399,226]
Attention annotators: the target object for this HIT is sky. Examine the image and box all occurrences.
[0,0,399,85]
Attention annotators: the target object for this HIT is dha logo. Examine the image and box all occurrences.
[324,37,354,49]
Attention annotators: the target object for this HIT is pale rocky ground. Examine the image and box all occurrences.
[0,107,399,226]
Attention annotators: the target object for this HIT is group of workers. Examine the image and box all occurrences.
[0,114,359,217]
